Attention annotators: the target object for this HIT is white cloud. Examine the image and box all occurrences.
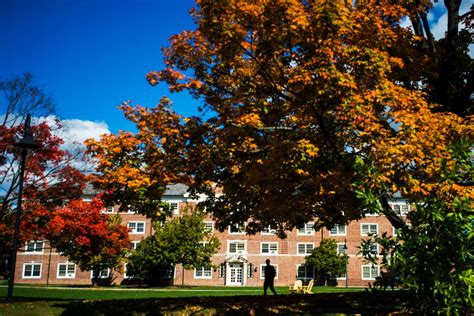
[35,115,110,151]
[60,118,110,146]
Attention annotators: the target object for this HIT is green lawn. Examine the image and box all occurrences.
[0,284,364,300]
[0,285,404,315]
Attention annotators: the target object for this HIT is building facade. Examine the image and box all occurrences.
[14,185,409,288]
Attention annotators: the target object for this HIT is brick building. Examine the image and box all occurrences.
[14,184,408,287]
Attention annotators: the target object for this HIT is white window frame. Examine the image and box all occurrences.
[23,262,42,279]
[361,223,378,236]
[297,243,314,255]
[101,206,114,214]
[203,221,214,233]
[57,263,75,279]
[25,240,44,254]
[131,241,140,250]
[227,240,246,255]
[128,221,145,234]
[261,226,277,235]
[337,243,348,255]
[389,202,410,216]
[259,264,278,280]
[297,223,314,236]
[91,267,111,279]
[362,265,380,280]
[261,242,278,255]
[127,204,137,214]
[228,223,246,235]
[194,266,212,279]
[329,225,346,236]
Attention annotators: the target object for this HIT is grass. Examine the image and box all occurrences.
[0,285,404,315]
[0,284,364,300]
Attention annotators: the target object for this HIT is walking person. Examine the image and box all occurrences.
[263,259,277,295]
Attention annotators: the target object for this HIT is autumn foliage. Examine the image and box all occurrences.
[45,199,130,283]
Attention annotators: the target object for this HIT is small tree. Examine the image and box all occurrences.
[305,239,348,286]
[127,210,220,286]
[45,199,130,286]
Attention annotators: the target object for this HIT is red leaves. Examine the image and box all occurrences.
[45,199,130,271]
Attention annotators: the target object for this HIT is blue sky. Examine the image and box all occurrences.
[1,0,472,144]
[1,0,198,135]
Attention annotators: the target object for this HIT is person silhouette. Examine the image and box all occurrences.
[263,259,277,295]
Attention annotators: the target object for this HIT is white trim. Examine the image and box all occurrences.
[227,240,247,255]
[90,267,111,279]
[361,265,380,280]
[329,225,346,236]
[25,240,44,254]
[260,242,278,255]
[194,266,212,279]
[259,264,278,280]
[228,223,246,235]
[128,221,145,234]
[22,262,42,279]
[297,242,314,255]
[361,223,378,236]
[297,223,314,236]
[57,262,76,279]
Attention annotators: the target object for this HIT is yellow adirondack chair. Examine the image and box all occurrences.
[288,280,303,293]
[301,279,314,294]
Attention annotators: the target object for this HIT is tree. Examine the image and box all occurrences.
[86,1,472,312]
[126,210,220,286]
[0,73,87,277]
[45,199,130,286]
[305,239,348,286]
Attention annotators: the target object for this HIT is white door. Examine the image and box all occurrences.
[228,263,243,286]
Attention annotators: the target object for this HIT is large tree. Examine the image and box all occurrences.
[86,1,472,311]
[126,211,220,286]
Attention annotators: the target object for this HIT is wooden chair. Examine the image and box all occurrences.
[288,279,303,293]
[301,279,314,294]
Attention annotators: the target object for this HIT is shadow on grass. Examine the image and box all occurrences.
[53,291,409,315]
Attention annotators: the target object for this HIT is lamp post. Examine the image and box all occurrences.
[343,239,348,288]
[6,114,40,301]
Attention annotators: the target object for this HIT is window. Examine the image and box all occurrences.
[194,266,212,279]
[297,243,314,255]
[229,223,246,234]
[362,265,380,280]
[337,243,348,255]
[57,263,75,278]
[163,201,179,215]
[203,221,214,233]
[102,206,114,214]
[91,266,110,279]
[393,227,399,236]
[128,221,145,234]
[297,265,314,280]
[23,263,41,278]
[131,241,140,250]
[261,226,277,235]
[329,225,346,236]
[228,241,246,254]
[25,241,44,253]
[260,264,278,279]
[261,242,278,254]
[127,205,137,214]
[297,223,314,235]
[361,224,378,236]
[390,202,410,216]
